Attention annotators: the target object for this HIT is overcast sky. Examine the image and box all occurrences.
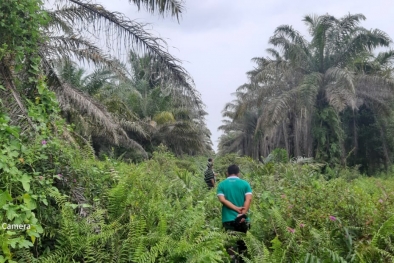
[99,0,394,152]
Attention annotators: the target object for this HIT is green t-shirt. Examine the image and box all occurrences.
[217,176,252,223]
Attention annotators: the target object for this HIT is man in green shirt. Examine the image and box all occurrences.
[217,164,252,261]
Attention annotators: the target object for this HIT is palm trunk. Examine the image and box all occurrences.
[282,121,290,157]
[294,114,300,157]
[258,136,263,162]
[374,115,390,173]
[352,110,358,156]
[288,112,295,157]
[242,136,245,156]
[0,60,35,129]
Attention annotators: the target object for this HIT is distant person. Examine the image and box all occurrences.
[204,158,217,189]
[217,164,252,262]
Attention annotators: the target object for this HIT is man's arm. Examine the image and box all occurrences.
[210,178,215,187]
[217,195,243,214]
[241,182,253,214]
[241,194,252,214]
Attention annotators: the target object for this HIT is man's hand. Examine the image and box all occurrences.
[236,213,246,223]
[234,207,244,214]
[237,206,249,223]
[218,195,244,213]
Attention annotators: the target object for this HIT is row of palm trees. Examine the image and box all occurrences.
[0,0,213,159]
[58,54,212,158]
[218,14,394,173]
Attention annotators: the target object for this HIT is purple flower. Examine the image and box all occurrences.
[287,227,295,233]
[280,194,286,199]
[41,140,47,145]
[379,199,384,203]
[58,174,62,178]
[38,176,43,180]
[300,223,305,228]
[73,179,76,183]
[329,215,337,221]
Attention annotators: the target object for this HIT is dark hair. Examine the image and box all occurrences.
[227,164,239,175]
[208,158,213,162]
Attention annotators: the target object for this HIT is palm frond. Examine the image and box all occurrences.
[42,57,148,156]
[375,50,394,66]
[355,74,394,115]
[129,0,184,20]
[42,34,130,81]
[45,9,74,34]
[274,25,309,49]
[53,1,201,107]
[302,14,321,34]
[338,13,366,32]
[326,67,355,86]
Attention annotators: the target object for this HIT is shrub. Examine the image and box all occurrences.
[3,136,394,262]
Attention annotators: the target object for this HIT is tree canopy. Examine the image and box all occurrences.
[0,0,212,159]
[219,13,394,173]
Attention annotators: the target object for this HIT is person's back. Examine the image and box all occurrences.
[217,164,252,262]
[204,158,216,189]
[217,177,251,225]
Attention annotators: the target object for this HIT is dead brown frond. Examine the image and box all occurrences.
[0,61,35,132]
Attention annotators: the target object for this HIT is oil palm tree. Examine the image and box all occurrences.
[119,53,212,156]
[220,13,394,168]
[55,61,148,156]
[150,108,213,155]
[57,52,211,157]
[1,0,201,157]
[218,89,262,159]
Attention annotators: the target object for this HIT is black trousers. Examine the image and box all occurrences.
[223,221,250,261]
[206,183,214,190]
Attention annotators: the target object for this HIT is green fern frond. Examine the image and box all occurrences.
[372,214,394,247]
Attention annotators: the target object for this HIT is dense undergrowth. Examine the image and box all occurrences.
[1,99,394,262]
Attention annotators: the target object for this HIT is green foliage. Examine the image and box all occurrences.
[2,0,212,162]
[264,148,289,164]
[2,4,394,262]
[2,119,394,263]
[313,106,345,164]
[214,154,258,176]
[24,151,228,262]
[0,0,48,75]
[58,55,213,159]
[342,105,394,174]
[153,111,175,125]
[0,81,65,261]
